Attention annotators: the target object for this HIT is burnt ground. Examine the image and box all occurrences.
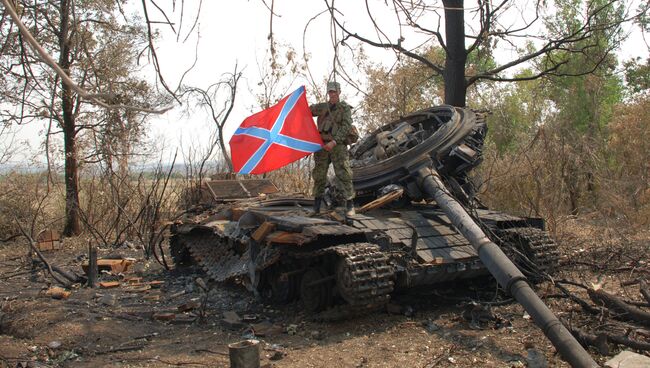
[0,217,649,368]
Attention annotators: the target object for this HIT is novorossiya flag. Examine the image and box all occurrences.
[230,86,323,174]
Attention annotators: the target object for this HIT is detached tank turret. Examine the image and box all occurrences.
[169,106,597,367]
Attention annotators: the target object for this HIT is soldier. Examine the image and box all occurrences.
[310,81,355,216]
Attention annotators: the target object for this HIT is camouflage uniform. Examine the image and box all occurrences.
[310,100,355,200]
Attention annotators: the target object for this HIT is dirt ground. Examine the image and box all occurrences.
[1,216,648,368]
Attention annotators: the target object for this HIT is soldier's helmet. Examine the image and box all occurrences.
[327,81,341,92]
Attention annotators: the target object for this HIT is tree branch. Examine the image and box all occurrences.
[1,0,173,113]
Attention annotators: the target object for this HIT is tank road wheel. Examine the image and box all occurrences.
[300,267,332,313]
[259,267,300,304]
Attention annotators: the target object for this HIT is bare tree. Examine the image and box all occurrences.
[325,0,647,106]
[0,124,20,167]
[179,65,243,174]
[0,0,165,236]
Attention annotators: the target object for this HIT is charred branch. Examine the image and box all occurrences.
[640,281,650,305]
[588,288,650,327]
[567,323,650,353]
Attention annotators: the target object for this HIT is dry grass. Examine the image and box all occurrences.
[0,168,185,251]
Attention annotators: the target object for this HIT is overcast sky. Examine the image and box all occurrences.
[4,0,647,169]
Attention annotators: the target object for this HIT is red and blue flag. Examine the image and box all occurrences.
[230,86,323,174]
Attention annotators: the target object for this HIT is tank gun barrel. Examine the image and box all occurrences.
[415,166,597,368]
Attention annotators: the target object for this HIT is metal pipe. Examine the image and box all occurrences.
[415,167,597,368]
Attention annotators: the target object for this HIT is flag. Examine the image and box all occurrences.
[230,86,323,174]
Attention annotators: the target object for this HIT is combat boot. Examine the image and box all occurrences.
[313,197,322,214]
[344,200,355,217]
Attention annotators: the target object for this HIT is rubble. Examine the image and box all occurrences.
[605,350,650,368]
[98,294,116,306]
[98,281,119,288]
[251,320,283,337]
[152,312,176,322]
[44,287,70,300]
[222,310,246,330]
[81,258,134,274]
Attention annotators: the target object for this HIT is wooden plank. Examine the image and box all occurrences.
[265,231,309,245]
[402,215,430,227]
[251,222,276,242]
[302,225,361,237]
[348,214,375,221]
[358,188,404,213]
[99,281,120,288]
[432,245,477,261]
[416,236,472,250]
[417,248,454,263]
[385,230,403,244]
[416,236,449,249]
[415,225,456,237]
[416,248,435,263]
[360,220,382,230]
[448,247,477,260]
[369,219,387,229]
[396,228,416,240]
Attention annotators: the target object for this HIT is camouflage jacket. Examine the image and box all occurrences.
[310,101,353,144]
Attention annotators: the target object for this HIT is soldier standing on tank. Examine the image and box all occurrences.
[310,81,355,217]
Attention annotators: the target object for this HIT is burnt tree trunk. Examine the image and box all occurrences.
[59,0,81,236]
[443,0,467,107]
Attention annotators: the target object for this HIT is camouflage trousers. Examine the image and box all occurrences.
[312,144,354,200]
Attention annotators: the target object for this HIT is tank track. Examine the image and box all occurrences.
[496,227,560,282]
[331,243,395,306]
[173,235,395,311]
[169,234,193,267]
[173,231,249,282]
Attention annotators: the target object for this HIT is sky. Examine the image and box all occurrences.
[2,0,648,169]
[146,1,394,164]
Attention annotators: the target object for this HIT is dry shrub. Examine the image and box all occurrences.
[0,171,62,239]
[265,158,313,195]
[79,166,184,248]
[601,98,650,224]
[478,128,592,230]
[477,98,650,230]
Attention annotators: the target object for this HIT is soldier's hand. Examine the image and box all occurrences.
[323,140,337,151]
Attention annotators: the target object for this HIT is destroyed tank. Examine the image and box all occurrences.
[170,105,597,368]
